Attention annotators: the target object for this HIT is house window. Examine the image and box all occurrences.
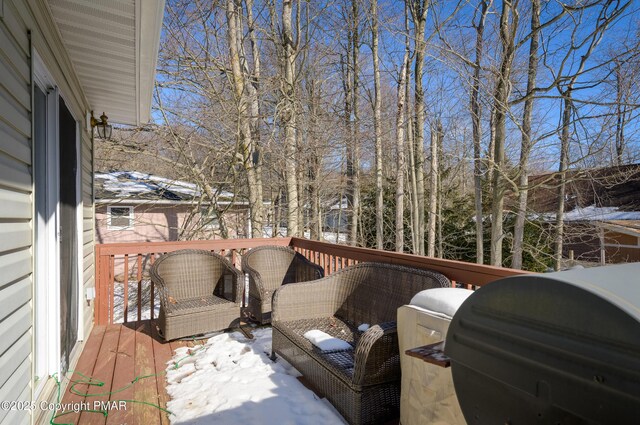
[107,206,134,230]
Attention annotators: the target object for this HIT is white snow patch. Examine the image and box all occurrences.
[112,280,159,323]
[165,328,346,424]
[262,227,348,243]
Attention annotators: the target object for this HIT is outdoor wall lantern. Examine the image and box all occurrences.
[90,111,112,140]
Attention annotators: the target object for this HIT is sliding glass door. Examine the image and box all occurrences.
[33,55,81,394]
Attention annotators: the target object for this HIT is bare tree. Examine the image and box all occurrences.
[226,0,265,237]
[408,0,429,256]
[371,0,384,250]
[490,0,519,267]
[427,118,441,257]
[552,1,631,270]
[470,0,490,264]
[348,0,362,245]
[281,0,301,236]
[395,29,410,253]
[511,0,540,270]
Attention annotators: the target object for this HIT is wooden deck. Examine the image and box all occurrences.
[58,320,202,425]
[56,320,398,425]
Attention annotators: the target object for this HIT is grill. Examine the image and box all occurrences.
[445,263,640,424]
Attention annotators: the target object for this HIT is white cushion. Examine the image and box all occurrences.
[409,288,473,319]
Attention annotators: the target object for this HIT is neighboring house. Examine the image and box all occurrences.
[95,171,250,243]
[322,196,349,233]
[528,164,640,264]
[0,2,164,424]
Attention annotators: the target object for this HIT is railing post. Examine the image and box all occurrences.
[94,245,101,325]
[94,246,111,326]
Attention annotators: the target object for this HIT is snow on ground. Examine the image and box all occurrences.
[165,328,346,425]
[262,226,348,243]
[112,280,159,323]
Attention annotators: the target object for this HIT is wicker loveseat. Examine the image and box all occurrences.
[242,245,324,323]
[150,249,243,340]
[271,262,451,425]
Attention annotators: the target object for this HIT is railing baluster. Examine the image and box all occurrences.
[150,253,156,320]
[137,254,142,322]
[123,254,129,323]
[109,255,115,324]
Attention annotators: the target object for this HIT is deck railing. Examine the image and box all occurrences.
[94,237,528,325]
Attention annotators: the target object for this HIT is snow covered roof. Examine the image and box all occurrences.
[533,205,640,223]
[528,164,640,213]
[95,171,236,203]
[562,205,640,222]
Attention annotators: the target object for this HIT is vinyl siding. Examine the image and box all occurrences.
[0,0,96,423]
[0,0,32,422]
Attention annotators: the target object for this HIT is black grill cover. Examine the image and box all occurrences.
[445,263,640,425]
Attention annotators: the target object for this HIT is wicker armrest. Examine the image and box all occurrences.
[352,321,400,386]
[272,280,341,322]
[227,267,245,305]
[153,275,170,307]
[293,256,324,281]
[243,261,267,297]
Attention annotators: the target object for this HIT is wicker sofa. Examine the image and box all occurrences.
[271,262,451,425]
[242,245,324,323]
[150,249,243,340]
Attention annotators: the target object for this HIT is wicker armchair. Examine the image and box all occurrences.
[271,262,451,425]
[150,249,243,341]
[242,245,324,324]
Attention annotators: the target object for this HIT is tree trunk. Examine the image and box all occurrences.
[427,120,440,257]
[436,126,444,258]
[555,91,572,270]
[471,0,489,265]
[410,0,429,256]
[404,5,418,253]
[349,0,361,246]
[308,83,322,241]
[512,0,540,270]
[282,0,299,237]
[226,0,264,238]
[614,63,628,165]
[309,158,321,240]
[395,47,409,252]
[371,0,384,250]
[490,0,518,267]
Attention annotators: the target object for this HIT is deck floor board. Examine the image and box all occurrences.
[58,320,203,425]
[151,325,175,425]
[78,325,121,425]
[105,323,136,425]
[132,321,161,424]
[59,325,106,424]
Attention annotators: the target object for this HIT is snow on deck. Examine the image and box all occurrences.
[165,328,346,424]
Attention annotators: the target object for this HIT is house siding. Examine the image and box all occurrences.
[0,0,95,423]
[95,204,250,244]
[0,0,33,422]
